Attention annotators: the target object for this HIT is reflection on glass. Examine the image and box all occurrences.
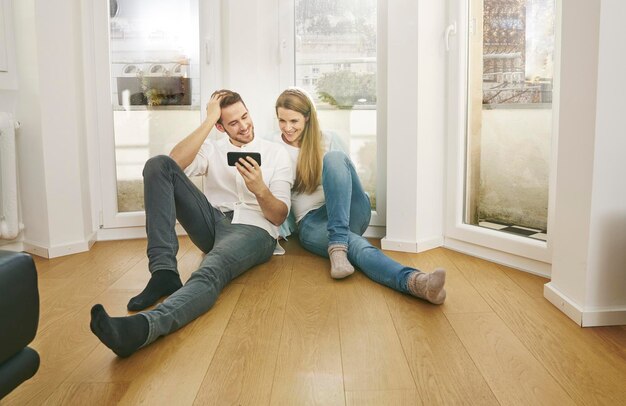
[465,0,555,241]
[295,0,378,209]
[110,0,200,213]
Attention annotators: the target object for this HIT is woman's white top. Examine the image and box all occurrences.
[279,132,345,223]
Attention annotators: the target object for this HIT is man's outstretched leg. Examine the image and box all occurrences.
[90,305,149,358]
[92,220,275,358]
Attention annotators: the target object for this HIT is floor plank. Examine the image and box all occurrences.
[445,249,626,405]
[192,256,293,405]
[335,272,415,391]
[345,389,420,406]
[42,382,129,405]
[60,284,243,406]
[270,255,345,405]
[385,248,493,314]
[447,312,575,405]
[383,290,498,405]
[499,263,549,299]
[3,237,625,405]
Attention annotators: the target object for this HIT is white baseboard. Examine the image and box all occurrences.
[97,224,187,241]
[544,282,626,327]
[22,241,50,258]
[444,236,551,277]
[582,307,626,327]
[23,233,96,259]
[381,237,418,253]
[380,235,444,253]
[544,282,583,325]
[417,236,444,252]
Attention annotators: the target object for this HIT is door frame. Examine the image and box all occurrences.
[444,0,557,275]
[92,0,220,234]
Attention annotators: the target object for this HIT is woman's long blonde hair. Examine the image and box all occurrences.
[275,88,323,194]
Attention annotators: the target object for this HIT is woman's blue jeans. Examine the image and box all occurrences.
[298,151,416,293]
[139,155,276,346]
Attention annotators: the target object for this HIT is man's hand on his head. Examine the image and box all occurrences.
[206,92,225,124]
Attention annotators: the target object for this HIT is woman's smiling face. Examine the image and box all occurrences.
[277,107,308,147]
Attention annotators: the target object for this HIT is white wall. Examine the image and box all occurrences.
[1,0,94,257]
[586,0,626,312]
[382,0,446,253]
[9,0,49,249]
[34,0,93,253]
[221,0,281,136]
[545,0,626,326]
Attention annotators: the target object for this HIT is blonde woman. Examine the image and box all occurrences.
[275,88,446,304]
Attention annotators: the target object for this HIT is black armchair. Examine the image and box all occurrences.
[0,250,40,399]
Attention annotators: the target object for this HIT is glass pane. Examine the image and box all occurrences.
[465,0,555,241]
[294,0,377,209]
[109,0,201,212]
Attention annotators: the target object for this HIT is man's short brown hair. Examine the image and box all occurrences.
[211,90,247,124]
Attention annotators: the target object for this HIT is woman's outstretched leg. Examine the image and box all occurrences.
[347,234,447,304]
[322,151,371,279]
[298,210,447,304]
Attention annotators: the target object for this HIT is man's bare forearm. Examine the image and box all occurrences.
[170,93,223,169]
[169,120,214,169]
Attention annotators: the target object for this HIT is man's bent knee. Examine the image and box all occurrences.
[143,155,177,178]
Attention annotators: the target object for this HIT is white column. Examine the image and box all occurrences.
[382,0,446,253]
[545,0,626,327]
[13,0,94,257]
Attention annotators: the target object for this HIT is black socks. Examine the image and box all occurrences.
[127,270,182,311]
[90,304,149,358]
[91,270,180,357]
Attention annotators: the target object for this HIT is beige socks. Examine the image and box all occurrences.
[407,268,447,304]
[328,244,355,279]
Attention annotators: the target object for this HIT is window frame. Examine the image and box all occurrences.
[278,0,387,228]
[445,0,555,273]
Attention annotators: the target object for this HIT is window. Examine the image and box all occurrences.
[108,0,200,214]
[294,0,378,208]
[465,0,555,240]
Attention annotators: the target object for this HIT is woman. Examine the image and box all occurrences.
[275,88,446,304]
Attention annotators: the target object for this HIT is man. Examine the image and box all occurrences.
[90,90,292,357]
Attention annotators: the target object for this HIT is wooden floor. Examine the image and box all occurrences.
[3,237,626,405]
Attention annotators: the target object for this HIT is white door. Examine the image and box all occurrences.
[95,0,220,230]
[446,0,557,273]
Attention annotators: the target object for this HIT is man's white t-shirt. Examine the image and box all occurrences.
[183,136,292,240]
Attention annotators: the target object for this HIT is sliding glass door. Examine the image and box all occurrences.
[446,0,557,267]
[97,0,218,229]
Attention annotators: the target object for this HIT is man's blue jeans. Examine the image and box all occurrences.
[298,151,416,293]
[140,155,276,346]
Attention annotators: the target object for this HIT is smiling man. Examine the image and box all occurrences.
[90,90,292,357]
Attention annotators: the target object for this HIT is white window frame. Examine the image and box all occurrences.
[444,0,556,275]
[92,0,220,237]
[278,0,387,230]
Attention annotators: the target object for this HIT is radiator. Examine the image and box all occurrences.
[0,112,23,240]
